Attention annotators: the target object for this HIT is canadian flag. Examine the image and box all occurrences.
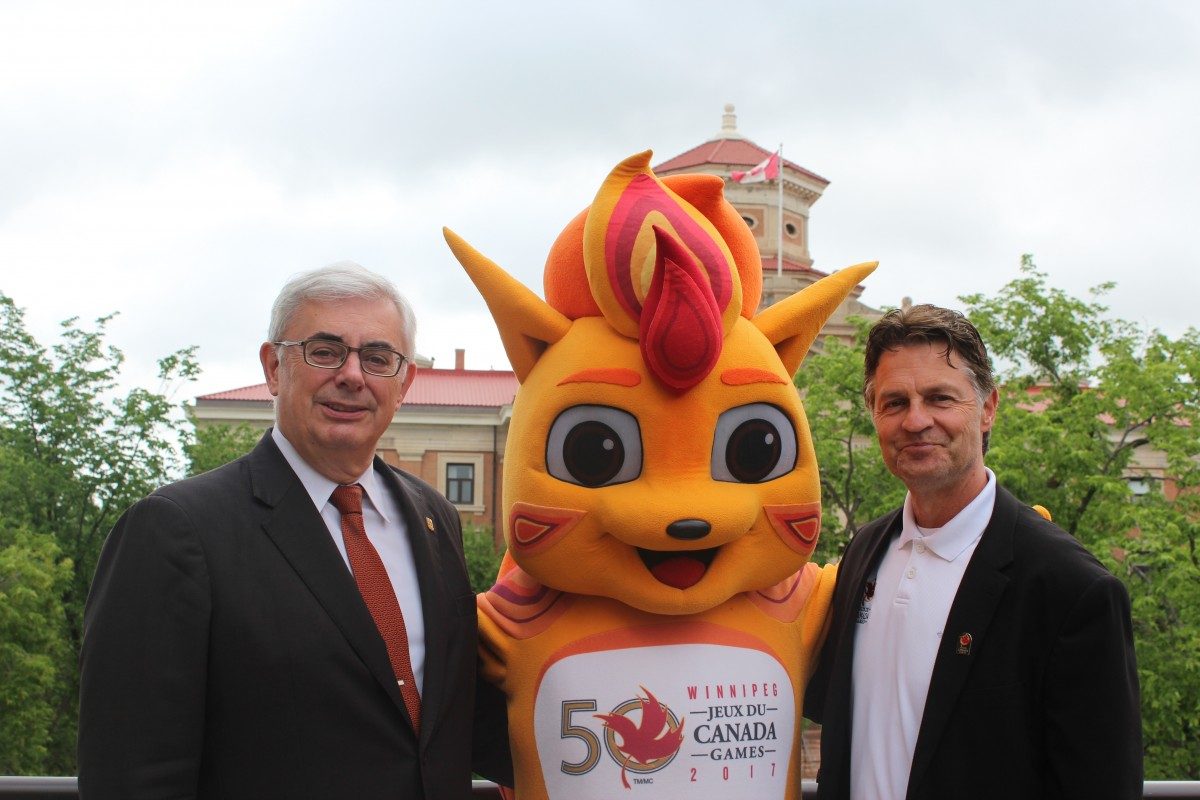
[730,150,781,184]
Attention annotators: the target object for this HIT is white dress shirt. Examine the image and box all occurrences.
[272,427,426,692]
[849,469,997,800]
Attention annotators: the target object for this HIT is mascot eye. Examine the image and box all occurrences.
[546,405,642,487]
[711,403,797,483]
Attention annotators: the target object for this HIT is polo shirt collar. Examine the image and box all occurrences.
[897,468,997,562]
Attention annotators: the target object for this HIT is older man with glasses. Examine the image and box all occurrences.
[79,262,511,799]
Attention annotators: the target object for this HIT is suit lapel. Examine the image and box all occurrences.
[906,487,1016,795]
[832,512,900,681]
[247,435,413,725]
[374,459,452,750]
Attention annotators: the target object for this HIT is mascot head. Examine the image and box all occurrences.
[445,151,875,615]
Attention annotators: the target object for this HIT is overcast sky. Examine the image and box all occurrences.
[2,1,1196,403]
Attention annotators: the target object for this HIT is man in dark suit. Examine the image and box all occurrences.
[79,262,510,798]
[804,304,1141,800]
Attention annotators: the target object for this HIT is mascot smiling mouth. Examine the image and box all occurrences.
[637,547,719,589]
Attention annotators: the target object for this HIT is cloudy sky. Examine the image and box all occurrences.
[2,1,1196,403]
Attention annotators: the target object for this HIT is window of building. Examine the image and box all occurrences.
[1126,477,1155,502]
[446,463,475,505]
[741,215,758,229]
[784,221,798,237]
[437,452,485,512]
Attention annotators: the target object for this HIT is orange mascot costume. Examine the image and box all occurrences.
[444,151,875,799]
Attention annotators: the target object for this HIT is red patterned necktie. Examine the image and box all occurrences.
[329,483,421,734]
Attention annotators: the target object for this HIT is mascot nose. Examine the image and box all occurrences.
[667,519,712,540]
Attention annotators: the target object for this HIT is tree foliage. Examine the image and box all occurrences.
[0,526,71,773]
[184,418,263,476]
[0,292,198,773]
[463,523,504,595]
[962,257,1200,778]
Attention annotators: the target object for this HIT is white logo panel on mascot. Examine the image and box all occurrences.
[535,643,793,798]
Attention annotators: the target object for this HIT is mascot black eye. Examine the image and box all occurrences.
[711,403,797,483]
[546,405,642,487]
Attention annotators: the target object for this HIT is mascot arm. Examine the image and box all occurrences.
[799,561,839,679]
[477,596,513,690]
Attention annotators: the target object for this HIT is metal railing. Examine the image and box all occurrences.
[1,777,1199,799]
[0,778,516,799]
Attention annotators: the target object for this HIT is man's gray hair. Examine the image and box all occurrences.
[268,261,416,353]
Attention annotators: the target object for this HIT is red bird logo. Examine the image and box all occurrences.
[595,687,686,789]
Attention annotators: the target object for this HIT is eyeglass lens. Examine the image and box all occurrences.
[303,341,402,376]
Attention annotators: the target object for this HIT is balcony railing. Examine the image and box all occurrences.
[1,777,1199,799]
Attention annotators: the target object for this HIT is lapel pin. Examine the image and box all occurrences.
[856,579,877,624]
[425,516,435,533]
[956,632,973,655]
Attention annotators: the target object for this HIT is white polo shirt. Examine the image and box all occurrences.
[272,427,426,692]
[849,469,996,800]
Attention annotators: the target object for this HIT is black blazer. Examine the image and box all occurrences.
[79,432,510,799]
[805,485,1141,800]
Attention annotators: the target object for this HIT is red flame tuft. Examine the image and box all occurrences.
[639,226,723,391]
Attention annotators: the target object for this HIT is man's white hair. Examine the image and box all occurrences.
[268,261,416,353]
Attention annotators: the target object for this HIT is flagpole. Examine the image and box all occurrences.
[776,143,784,277]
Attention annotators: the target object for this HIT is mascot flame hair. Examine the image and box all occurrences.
[445,151,875,800]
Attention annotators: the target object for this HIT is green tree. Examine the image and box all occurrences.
[962,257,1200,778]
[0,526,71,773]
[794,321,906,564]
[184,418,263,476]
[463,523,504,594]
[0,292,198,773]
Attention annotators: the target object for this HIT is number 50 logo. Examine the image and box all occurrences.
[559,688,686,787]
[560,700,603,776]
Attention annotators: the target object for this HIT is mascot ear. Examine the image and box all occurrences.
[444,227,571,382]
[753,261,878,374]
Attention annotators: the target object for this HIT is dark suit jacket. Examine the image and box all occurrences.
[805,485,1141,800]
[79,432,510,799]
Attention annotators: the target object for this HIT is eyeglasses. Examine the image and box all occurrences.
[273,339,409,377]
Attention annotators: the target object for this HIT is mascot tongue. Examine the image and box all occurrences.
[650,556,706,589]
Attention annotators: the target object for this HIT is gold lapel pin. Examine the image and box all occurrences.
[425,516,435,533]
[956,632,973,655]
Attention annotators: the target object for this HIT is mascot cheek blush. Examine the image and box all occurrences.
[444,151,875,800]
